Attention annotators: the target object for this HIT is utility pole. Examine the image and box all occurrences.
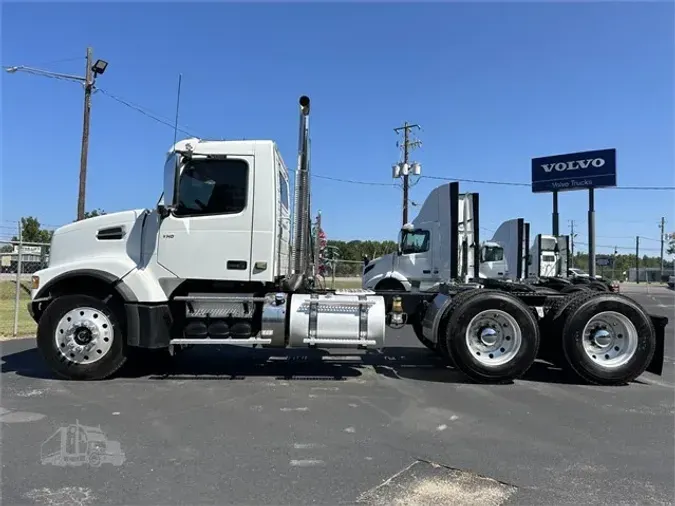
[568,219,576,267]
[78,47,94,221]
[659,217,666,279]
[635,236,640,284]
[393,122,422,226]
[4,48,109,221]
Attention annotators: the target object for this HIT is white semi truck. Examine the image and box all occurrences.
[28,96,666,386]
[362,185,502,292]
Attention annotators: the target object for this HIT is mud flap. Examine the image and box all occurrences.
[646,315,668,376]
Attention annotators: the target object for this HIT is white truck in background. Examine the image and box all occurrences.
[360,181,576,292]
[361,183,506,292]
[361,193,613,295]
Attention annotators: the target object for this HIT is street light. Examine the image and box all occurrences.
[92,59,108,76]
[4,48,108,221]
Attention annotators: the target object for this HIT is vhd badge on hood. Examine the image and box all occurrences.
[531,148,616,193]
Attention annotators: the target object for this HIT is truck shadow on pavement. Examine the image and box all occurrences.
[2,344,588,386]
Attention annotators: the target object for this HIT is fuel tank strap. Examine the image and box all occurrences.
[308,293,319,339]
[358,294,368,340]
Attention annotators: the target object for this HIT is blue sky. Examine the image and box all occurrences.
[2,2,673,257]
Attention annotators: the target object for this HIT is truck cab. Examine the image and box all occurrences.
[479,241,507,279]
[362,183,480,291]
[528,234,569,278]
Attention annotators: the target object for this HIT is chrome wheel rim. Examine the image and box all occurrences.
[54,307,114,364]
[465,310,522,367]
[581,311,638,369]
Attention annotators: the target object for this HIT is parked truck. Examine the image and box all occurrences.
[362,186,514,292]
[28,96,666,386]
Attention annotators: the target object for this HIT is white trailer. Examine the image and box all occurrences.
[27,96,667,386]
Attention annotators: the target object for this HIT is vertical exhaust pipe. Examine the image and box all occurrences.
[291,96,311,283]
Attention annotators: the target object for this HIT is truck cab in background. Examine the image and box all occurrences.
[527,234,569,279]
[479,241,507,279]
[362,183,482,292]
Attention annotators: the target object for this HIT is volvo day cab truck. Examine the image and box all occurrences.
[362,186,509,292]
[28,96,667,386]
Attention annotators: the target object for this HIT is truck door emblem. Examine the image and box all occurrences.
[162,234,174,239]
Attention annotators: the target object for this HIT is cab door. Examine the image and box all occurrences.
[396,227,435,290]
[157,155,254,281]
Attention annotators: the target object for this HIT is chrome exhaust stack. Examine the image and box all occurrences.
[288,96,312,290]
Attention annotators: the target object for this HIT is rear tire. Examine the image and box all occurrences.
[37,294,127,380]
[559,293,656,385]
[442,290,540,383]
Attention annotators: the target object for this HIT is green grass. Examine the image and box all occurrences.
[329,277,363,289]
[0,280,35,338]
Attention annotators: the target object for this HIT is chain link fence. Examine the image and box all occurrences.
[319,258,364,289]
[0,241,50,337]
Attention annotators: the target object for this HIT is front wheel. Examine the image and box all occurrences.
[442,290,540,383]
[37,294,128,380]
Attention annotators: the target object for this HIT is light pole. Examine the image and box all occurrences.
[5,48,109,221]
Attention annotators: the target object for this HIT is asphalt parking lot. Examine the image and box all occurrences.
[2,289,673,506]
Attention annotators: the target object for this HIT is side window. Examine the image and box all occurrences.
[174,158,248,217]
[279,172,289,210]
[401,230,430,254]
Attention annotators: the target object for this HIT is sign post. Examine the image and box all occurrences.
[531,148,617,278]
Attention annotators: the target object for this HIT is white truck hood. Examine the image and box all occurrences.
[49,209,147,269]
[362,253,396,289]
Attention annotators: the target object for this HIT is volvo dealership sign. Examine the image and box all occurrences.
[531,148,616,193]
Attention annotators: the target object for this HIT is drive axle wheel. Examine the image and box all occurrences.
[37,294,127,380]
[558,293,656,385]
[443,290,540,383]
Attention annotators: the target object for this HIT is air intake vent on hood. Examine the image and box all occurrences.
[96,226,125,241]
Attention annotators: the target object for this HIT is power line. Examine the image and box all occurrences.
[423,174,529,187]
[313,174,395,187]
[77,89,675,193]
[97,88,199,138]
[1,56,83,68]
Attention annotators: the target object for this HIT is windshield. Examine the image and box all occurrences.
[541,237,557,251]
[482,246,504,262]
[400,230,429,254]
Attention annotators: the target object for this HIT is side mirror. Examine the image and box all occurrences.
[157,204,171,219]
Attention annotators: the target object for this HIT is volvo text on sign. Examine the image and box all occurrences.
[531,148,616,193]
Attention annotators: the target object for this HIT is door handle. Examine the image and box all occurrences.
[422,270,431,274]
